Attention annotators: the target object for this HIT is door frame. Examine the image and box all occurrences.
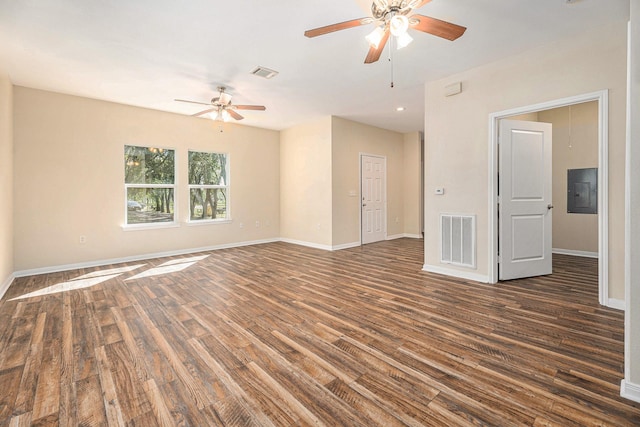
[488,90,609,306]
[359,153,387,245]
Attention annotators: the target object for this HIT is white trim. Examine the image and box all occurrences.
[13,238,280,278]
[402,233,423,239]
[386,234,405,240]
[332,241,361,251]
[624,19,631,386]
[185,219,233,227]
[6,236,424,282]
[279,238,333,252]
[488,91,610,307]
[387,233,423,240]
[0,273,15,300]
[621,379,640,403]
[122,222,181,231]
[422,264,490,283]
[608,298,625,311]
[552,248,598,259]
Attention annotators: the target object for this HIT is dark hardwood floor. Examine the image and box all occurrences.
[1,239,639,426]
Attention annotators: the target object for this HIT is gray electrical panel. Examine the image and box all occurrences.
[567,168,597,214]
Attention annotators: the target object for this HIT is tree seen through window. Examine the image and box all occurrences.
[124,146,175,225]
[188,151,228,221]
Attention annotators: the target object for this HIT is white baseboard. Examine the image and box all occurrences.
[621,379,640,403]
[0,273,15,300]
[278,238,333,251]
[607,298,625,311]
[403,233,423,239]
[422,264,490,283]
[552,248,599,258]
[332,241,361,251]
[387,233,422,240]
[14,238,281,278]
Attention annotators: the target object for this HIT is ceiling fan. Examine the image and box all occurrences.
[304,0,466,64]
[175,86,266,121]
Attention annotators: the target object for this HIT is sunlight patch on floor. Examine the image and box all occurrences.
[125,255,209,281]
[10,255,210,300]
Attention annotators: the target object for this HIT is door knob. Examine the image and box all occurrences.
[547,204,554,210]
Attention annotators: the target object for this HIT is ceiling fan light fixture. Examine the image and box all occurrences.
[221,109,231,122]
[366,26,385,48]
[207,110,219,121]
[219,92,232,105]
[389,14,409,37]
[396,31,413,49]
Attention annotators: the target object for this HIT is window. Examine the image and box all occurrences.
[188,151,228,221]
[124,146,175,225]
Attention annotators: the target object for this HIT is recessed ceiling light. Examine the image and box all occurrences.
[396,107,405,112]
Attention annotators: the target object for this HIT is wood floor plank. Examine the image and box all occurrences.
[1,240,640,425]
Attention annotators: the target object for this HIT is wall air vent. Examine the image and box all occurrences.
[440,213,476,268]
[250,66,279,79]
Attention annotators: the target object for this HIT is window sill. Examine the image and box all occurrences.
[122,222,180,231]
[186,219,233,227]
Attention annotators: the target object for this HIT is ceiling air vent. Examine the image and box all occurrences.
[250,66,279,79]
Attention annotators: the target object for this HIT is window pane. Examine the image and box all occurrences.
[125,146,175,184]
[189,188,227,220]
[127,188,174,224]
[188,151,226,185]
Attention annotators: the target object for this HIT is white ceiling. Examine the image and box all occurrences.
[0,0,630,133]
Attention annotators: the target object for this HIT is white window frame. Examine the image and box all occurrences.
[123,145,178,230]
[187,150,230,224]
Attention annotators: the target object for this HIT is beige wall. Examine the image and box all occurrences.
[424,21,628,300]
[0,73,13,285]
[403,132,422,237]
[331,117,406,246]
[626,0,640,393]
[540,102,599,254]
[280,116,416,249]
[280,116,333,247]
[13,87,280,272]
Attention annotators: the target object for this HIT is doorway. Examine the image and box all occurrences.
[361,154,387,244]
[489,90,609,305]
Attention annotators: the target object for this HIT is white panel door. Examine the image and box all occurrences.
[499,120,553,280]
[361,155,386,244]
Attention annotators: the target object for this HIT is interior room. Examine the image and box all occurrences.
[1,0,640,425]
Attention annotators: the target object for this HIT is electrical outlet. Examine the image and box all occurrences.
[79,235,87,244]
[255,220,260,228]
[239,222,244,229]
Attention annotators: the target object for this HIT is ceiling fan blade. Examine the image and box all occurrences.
[304,17,373,38]
[409,15,466,41]
[192,108,217,117]
[175,99,211,106]
[364,28,390,64]
[233,105,266,111]
[227,109,244,120]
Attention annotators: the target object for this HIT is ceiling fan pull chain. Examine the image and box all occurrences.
[389,36,394,88]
